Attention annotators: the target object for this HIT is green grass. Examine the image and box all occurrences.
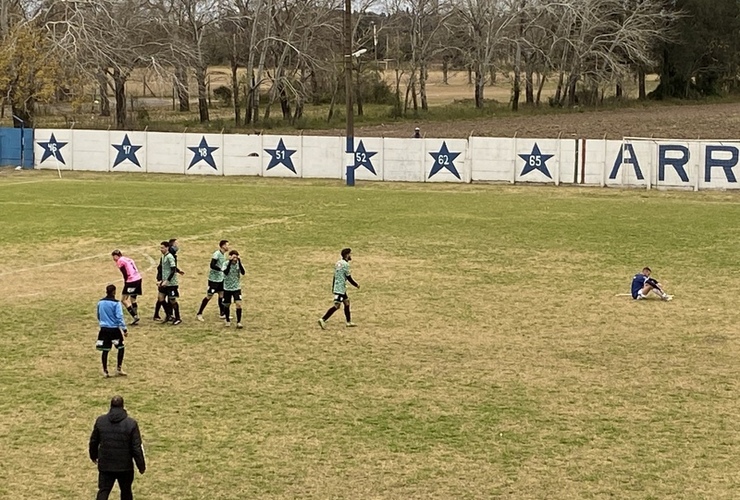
[2,170,740,499]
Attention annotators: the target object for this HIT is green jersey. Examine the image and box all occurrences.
[161,253,178,286]
[333,259,351,294]
[208,250,226,282]
[222,259,245,291]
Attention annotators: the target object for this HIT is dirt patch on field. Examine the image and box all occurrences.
[320,101,740,140]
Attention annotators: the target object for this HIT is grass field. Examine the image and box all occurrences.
[2,170,740,499]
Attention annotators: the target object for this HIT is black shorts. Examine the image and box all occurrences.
[223,289,242,303]
[159,286,179,299]
[333,293,348,303]
[207,280,224,295]
[122,280,142,297]
[96,327,125,351]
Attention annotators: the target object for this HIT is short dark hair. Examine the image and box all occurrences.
[228,250,239,256]
[341,248,352,259]
[643,267,652,273]
[168,238,178,245]
[219,240,229,248]
[106,284,116,297]
[110,395,124,408]
[160,241,170,248]
[111,249,122,257]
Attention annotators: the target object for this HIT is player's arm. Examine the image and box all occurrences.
[119,265,129,282]
[164,257,176,283]
[238,260,245,276]
[116,302,127,332]
[156,261,162,282]
[210,258,221,272]
[646,277,662,290]
[222,260,233,274]
[89,421,100,463]
[131,423,146,474]
[347,275,359,288]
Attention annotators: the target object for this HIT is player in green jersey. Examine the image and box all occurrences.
[156,241,182,325]
[222,250,246,328]
[318,248,359,329]
[196,240,229,321]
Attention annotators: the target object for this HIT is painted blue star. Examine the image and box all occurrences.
[38,133,67,164]
[519,143,554,179]
[429,141,461,179]
[354,141,377,175]
[112,134,142,168]
[265,138,297,173]
[187,136,219,170]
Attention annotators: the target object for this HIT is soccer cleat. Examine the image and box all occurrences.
[152,315,161,321]
[219,314,226,320]
[236,323,244,329]
[102,371,110,378]
[224,321,231,327]
[131,316,140,326]
[172,319,182,325]
[318,318,326,330]
[196,314,204,322]
[346,322,357,327]
[115,368,128,377]
[662,295,673,301]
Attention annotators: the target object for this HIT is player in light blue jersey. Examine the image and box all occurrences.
[318,248,360,329]
[631,267,672,301]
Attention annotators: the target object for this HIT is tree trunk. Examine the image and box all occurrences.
[196,64,209,123]
[113,69,126,129]
[411,81,418,112]
[175,65,190,112]
[419,60,428,111]
[442,57,449,85]
[97,69,110,117]
[467,65,473,85]
[616,82,623,98]
[231,36,240,126]
[327,74,339,121]
[512,44,521,111]
[474,65,484,109]
[638,66,646,100]
[279,83,291,120]
[566,73,578,106]
[525,67,534,104]
[11,100,32,128]
[536,73,546,105]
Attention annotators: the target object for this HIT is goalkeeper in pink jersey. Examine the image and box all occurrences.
[111,250,143,325]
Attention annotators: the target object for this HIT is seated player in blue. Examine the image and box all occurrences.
[631,267,672,301]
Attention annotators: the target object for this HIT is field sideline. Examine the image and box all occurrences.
[1,170,740,499]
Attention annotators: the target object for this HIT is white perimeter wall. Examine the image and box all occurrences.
[33,129,740,190]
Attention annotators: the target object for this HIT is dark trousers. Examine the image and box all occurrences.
[97,470,135,500]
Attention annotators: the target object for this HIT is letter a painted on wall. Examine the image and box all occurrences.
[609,144,643,180]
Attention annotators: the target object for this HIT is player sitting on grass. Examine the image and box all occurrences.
[631,267,673,301]
[319,248,359,329]
[222,250,245,329]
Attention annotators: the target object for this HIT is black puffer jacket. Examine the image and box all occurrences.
[89,407,146,473]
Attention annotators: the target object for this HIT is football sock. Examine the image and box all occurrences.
[218,297,225,316]
[344,304,351,322]
[132,302,138,316]
[172,303,181,320]
[322,307,336,321]
[154,300,162,318]
[101,351,109,373]
[126,306,136,318]
[224,305,231,322]
[162,301,172,318]
[117,348,125,369]
[236,308,242,323]
[197,298,209,315]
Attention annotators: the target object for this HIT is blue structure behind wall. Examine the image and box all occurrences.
[0,127,34,168]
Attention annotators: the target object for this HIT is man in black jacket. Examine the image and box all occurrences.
[89,395,146,500]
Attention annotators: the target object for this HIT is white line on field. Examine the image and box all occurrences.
[0,215,305,277]
[0,201,187,212]
[0,179,53,187]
